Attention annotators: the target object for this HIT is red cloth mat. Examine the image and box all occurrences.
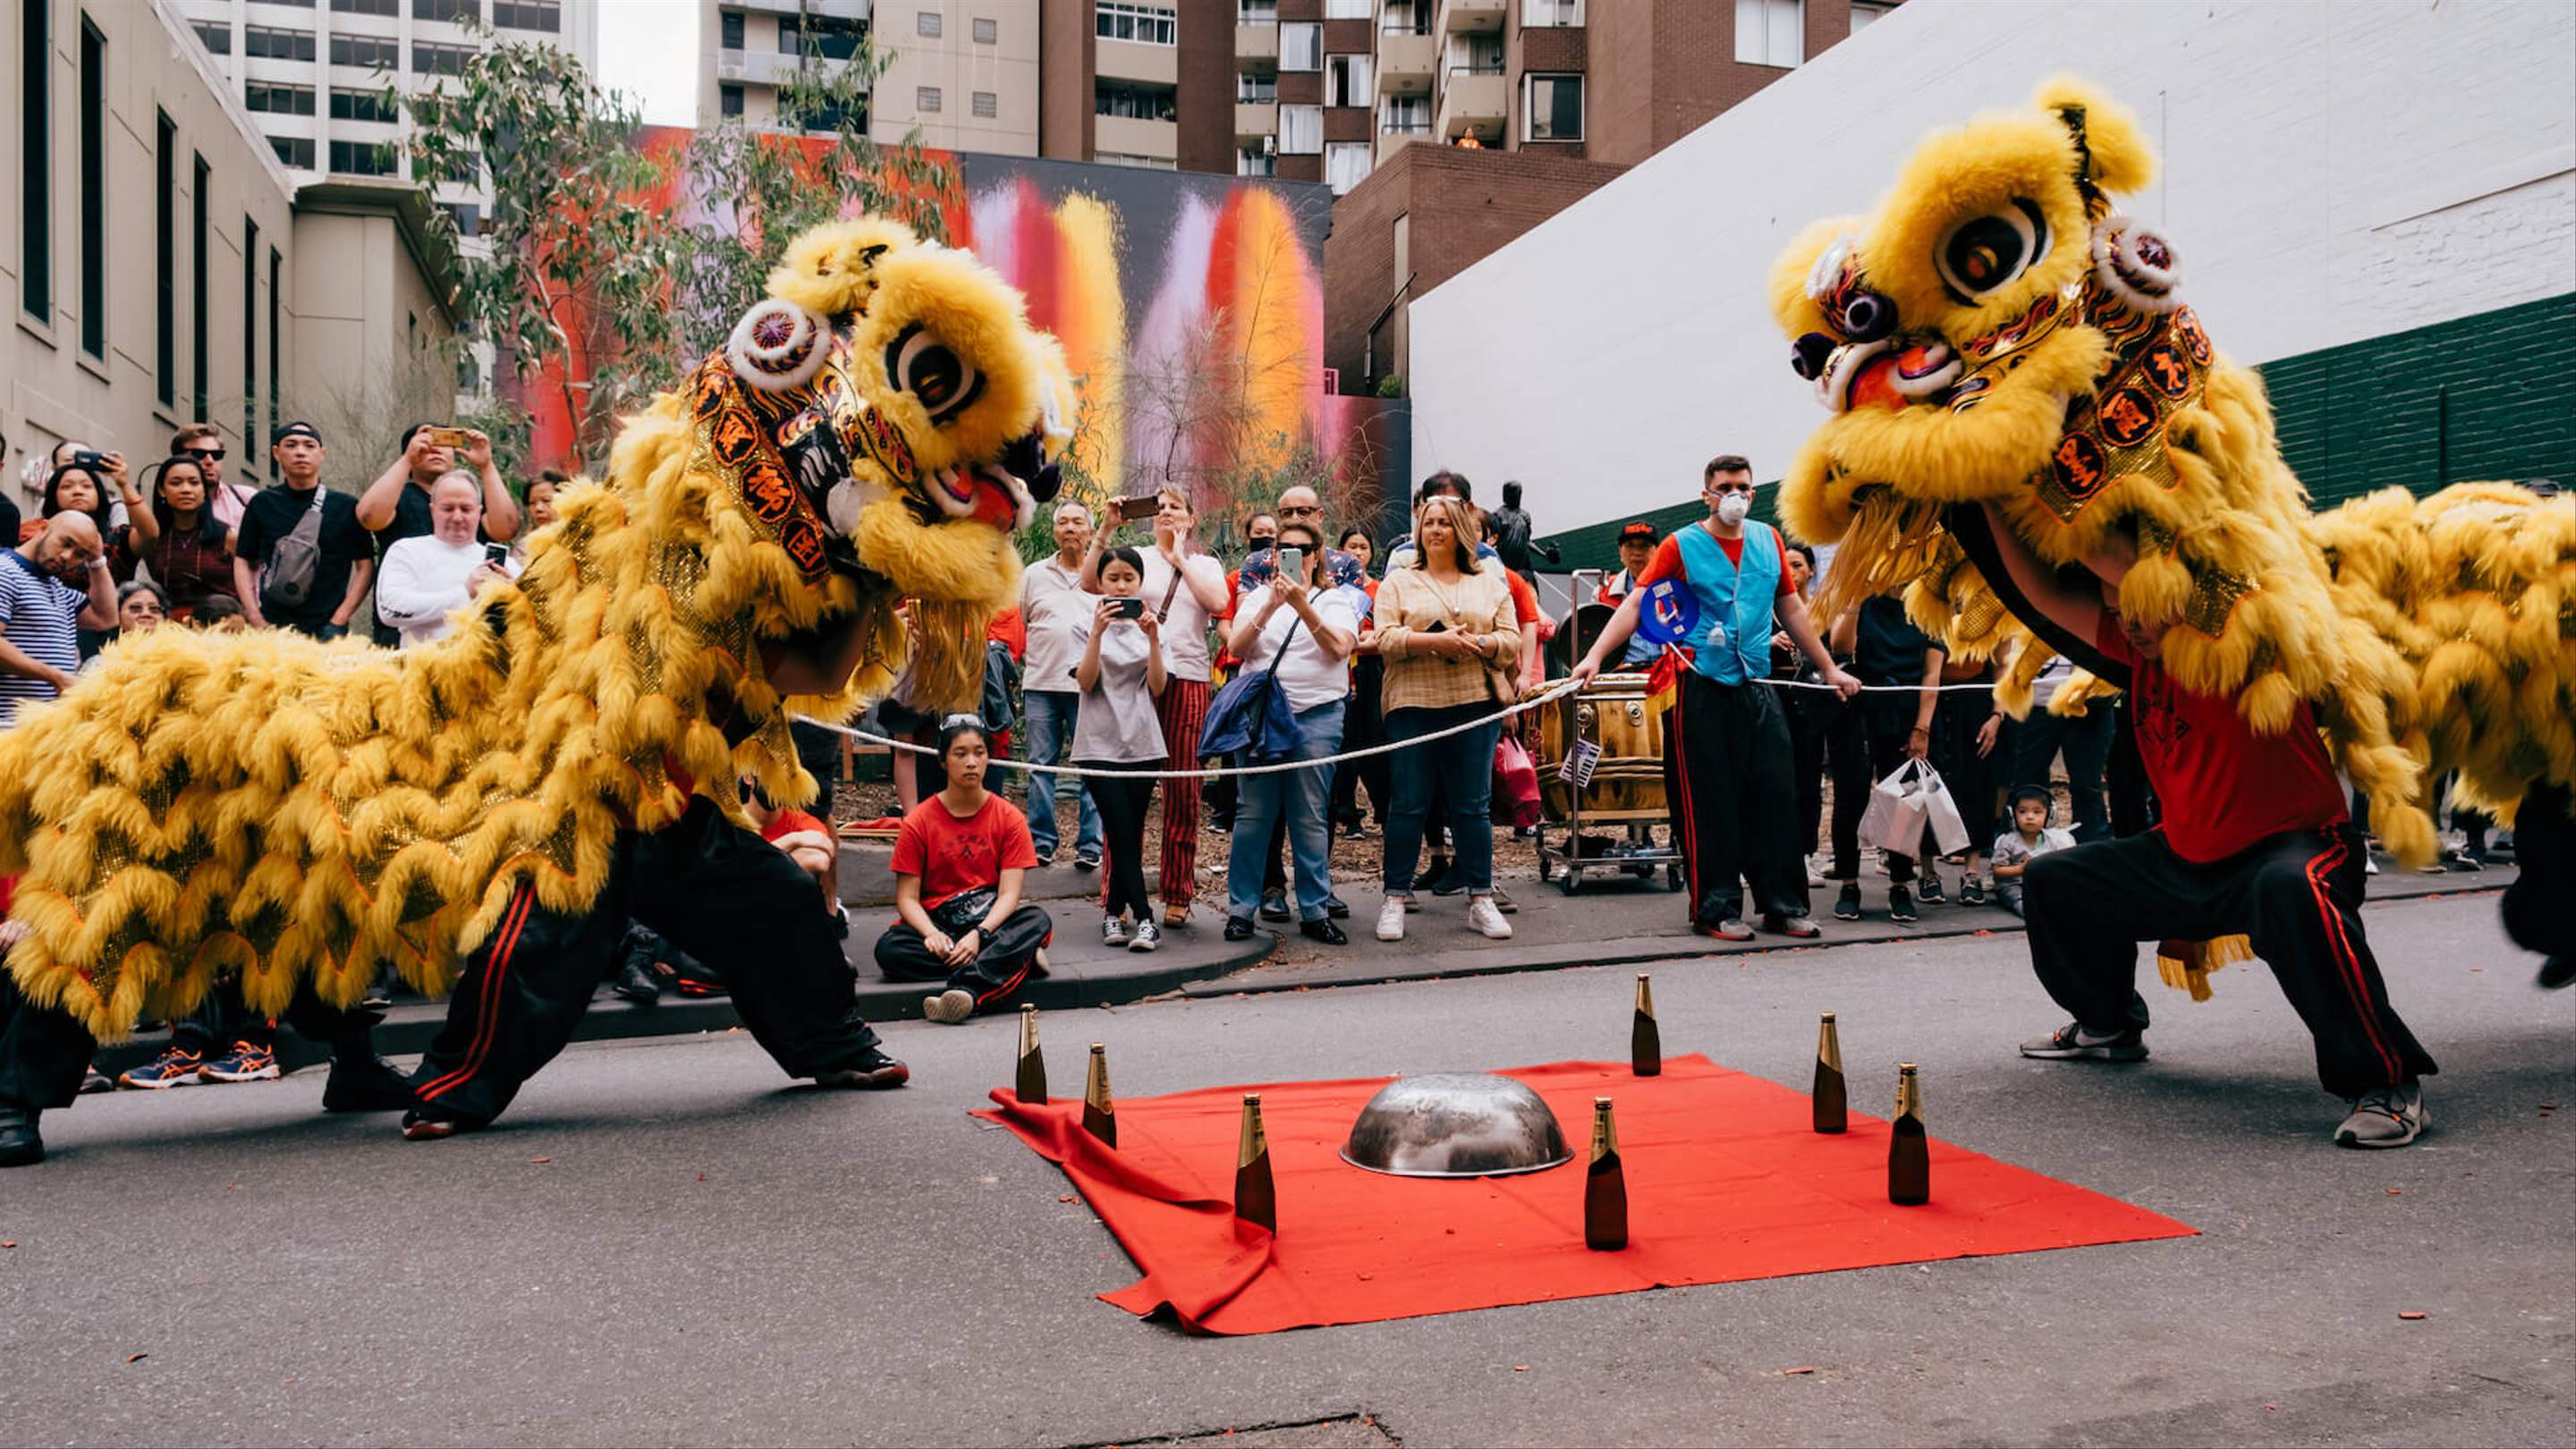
[976,1055,2194,1335]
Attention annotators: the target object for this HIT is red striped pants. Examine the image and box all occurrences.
[1156,677,1210,905]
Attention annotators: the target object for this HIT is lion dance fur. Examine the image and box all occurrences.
[1768,79,2572,993]
[0,217,1074,1041]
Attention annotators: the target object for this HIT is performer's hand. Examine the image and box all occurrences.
[1975,713,2001,758]
[0,919,29,953]
[1821,664,1862,700]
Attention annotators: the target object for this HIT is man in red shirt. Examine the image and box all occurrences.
[1963,502,2436,1148]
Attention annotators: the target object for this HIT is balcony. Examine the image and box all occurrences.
[1234,100,1278,140]
[1095,114,1179,162]
[1377,29,1435,93]
[1436,67,1504,140]
[724,0,869,16]
[1097,36,1179,84]
[715,48,869,90]
[1235,21,1277,62]
[1436,0,1505,33]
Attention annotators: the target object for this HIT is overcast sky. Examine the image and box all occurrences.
[595,3,699,126]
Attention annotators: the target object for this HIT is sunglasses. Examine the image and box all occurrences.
[186,447,226,461]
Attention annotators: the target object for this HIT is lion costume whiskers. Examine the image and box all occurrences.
[1,218,1072,1041]
[1768,78,2574,913]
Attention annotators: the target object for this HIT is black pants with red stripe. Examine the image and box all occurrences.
[2023,822,2437,1098]
[410,799,886,1126]
[872,903,1054,1007]
[1663,670,1809,925]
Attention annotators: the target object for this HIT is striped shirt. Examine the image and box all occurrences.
[0,549,84,724]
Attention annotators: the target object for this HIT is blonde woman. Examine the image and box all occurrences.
[1369,496,1521,943]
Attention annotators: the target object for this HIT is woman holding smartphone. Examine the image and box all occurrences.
[1368,496,1520,942]
[1072,546,1171,952]
[1220,522,1360,944]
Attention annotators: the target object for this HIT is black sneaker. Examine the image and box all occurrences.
[0,1106,41,1168]
[79,1064,113,1095]
[1300,919,1348,946]
[1916,869,1944,905]
[1074,847,1101,872]
[2539,954,2573,990]
[1834,883,1862,921]
[1323,894,1351,919]
[398,1106,488,1141]
[613,958,663,1006]
[1888,886,1918,923]
[815,1046,911,1090]
[1224,916,1257,942]
[2018,1020,2149,1062]
[1959,874,1987,907]
[322,1054,419,1114]
[1259,888,1292,923]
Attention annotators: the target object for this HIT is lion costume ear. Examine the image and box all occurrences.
[1769,215,1863,335]
[2030,76,2155,200]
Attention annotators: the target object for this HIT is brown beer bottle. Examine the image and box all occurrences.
[1081,1043,1117,1148]
[1584,1096,1629,1250]
[1888,1063,1929,1206]
[1813,1012,1847,1133]
[1631,974,1662,1077]
[1014,1004,1046,1105]
[1233,1094,1277,1232]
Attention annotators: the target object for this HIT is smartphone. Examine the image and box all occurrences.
[1276,546,1304,580]
[426,426,472,450]
[72,450,112,471]
[1109,597,1146,620]
[1117,495,1160,521]
[483,543,510,566]
[1423,619,1448,633]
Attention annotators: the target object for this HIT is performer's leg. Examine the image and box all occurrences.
[2503,781,2575,975]
[0,972,97,1114]
[1735,682,1811,921]
[1156,677,1208,911]
[277,994,415,1114]
[2233,826,2439,1097]
[2021,831,2224,1038]
[631,801,892,1080]
[410,877,633,1129]
[1666,673,1749,924]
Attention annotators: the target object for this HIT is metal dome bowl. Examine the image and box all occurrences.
[1339,1073,1573,1178]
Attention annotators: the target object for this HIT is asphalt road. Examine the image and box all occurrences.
[4,891,2569,1447]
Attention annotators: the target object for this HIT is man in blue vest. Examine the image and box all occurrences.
[1573,455,1860,938]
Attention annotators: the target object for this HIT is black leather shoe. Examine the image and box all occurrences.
[1323,894,1351,919]
[322,1054,419,1114]
[1299,919,1348,945]
[2541,954,2575,990]
[0,1106,43,1168]
[1224,916,1257,942]
[815,1047,911,1090]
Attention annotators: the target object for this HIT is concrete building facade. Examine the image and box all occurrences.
[6,0,458,517]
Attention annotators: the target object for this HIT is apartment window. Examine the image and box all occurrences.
[1735,0,1802,67]
[916,10,941,37]
[917,86,942,113]
[433,150,481,185]
[157,114,177,406]
[1095,3,1175,46]
[78,17,105,360]
[1237,71,1276,102]
[1279,104,1322,154]
[1237,0,1277,20]
[778,13,865,59]
[249,25,320,61]
[332,0,398,13]
[1097,152,1176,171]
[191,156,208,419]
[412,40,476,76]
[1522,0,1581,23]
[329,89,398,122]
[329,33,397,66]
[242,217,259,453]
[720,11,743,48]
[794,96,861,131]
[191,19,232,54]
[271,136,317,168]
[1524,72,1580,140]
[1235,147,1275,177]
[1326,53,1371,107]
[414,0,479,21]
[1280,21,1319,70]
[973,16,997,42]
[267,248,281,452]
[1324,0,1370,16]
[1094,80,1176,121]
[442,201,482,237]
[1851,0,1894,30]
[493,0,560,31]
[719,82,744,116]
[972,90,997,118]
[1380,95,1428,133]
[1446,32,1502,72]
[18,0,47,326]
[1325,141,1370,194]
[250,81,318,115]
[329,140,398,174]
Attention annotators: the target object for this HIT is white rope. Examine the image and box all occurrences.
[795,657,1999,783]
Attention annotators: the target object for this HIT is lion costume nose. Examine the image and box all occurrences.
[1791,332,1835,381]
[1002,430,1060,503]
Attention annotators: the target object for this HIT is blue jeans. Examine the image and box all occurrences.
[1381,704,1500,898]
[1227,699,1346,924]
[1021,689,1098,859]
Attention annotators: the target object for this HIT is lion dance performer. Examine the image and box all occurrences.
[1768,79,2573,1148]
[0,219,1075,1165]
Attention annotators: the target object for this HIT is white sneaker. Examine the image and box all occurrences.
[1467,897,1513,939]
[1376,897,1407,942]
[923,989,975,1024]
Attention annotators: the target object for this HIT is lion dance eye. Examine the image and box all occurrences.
[1837,291,1896,343]
[1935,200,2049,298]
[886,323,985,425]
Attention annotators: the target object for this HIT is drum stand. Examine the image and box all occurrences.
[1538,572,1686,897]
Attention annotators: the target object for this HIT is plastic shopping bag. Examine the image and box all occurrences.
[1918,764,1972,856]
[1858,759,1931,860]
[1492,732,1543,829]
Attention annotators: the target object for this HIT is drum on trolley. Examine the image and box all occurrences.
[1532,580,1686,894]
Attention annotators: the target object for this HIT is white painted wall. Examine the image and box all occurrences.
[1407,0,2576,535]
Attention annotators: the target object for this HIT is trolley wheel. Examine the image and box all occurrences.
[1560,867,1583,896]
[1665,862,1685,892]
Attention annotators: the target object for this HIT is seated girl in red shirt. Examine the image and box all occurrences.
[873,718,1055,1023]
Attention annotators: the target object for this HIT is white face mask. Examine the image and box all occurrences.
[1715,492,1752,528]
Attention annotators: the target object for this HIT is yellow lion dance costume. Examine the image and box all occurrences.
[1769,78,2572,995]
[0,218,1072,1043]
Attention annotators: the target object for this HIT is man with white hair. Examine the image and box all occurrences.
[375,470,521,649]
[1018,498,1103,868]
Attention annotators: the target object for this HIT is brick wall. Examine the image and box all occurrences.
[1175,0,1236,174]
[1038,0,1095,160]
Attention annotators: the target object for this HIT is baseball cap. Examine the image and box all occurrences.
[271,420,324,446]
[1618,522,1658,545]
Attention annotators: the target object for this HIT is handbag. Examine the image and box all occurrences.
[1198,600,1309,760]
[259,488,329,611]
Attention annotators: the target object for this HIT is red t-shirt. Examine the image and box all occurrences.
[1502,565,1539,627]
[758,808,830,844]
[2095,615,2346,862]
[1636,525,1795,598]
[986,604,1027,662]
[888,792,1038,909]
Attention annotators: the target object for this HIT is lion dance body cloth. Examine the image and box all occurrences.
[1768,79,2573,994]
[0,218,1074,1043]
